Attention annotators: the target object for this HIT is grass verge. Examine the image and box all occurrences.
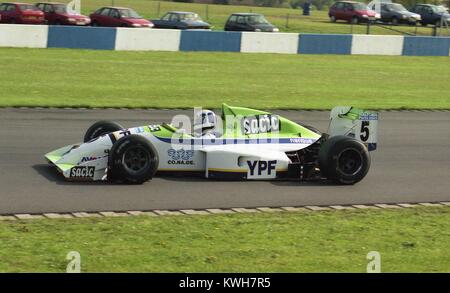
[1,48,449,109]
[1,206,450,272]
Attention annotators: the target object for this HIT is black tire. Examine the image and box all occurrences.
[420,21,427,27]
[91,21,98,27]
[330,15,336,23]
[108,135,159,184]
[391,17,398,25]
[84,120,124,143]
[350,16,359,24]
[319,135,370,185]
[435,20,441,27]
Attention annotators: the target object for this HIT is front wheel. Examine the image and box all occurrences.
[319,136,370,185]
[84,120,124,142]
[330,15,336,23]
[108,135,159,184]
[350,16,359,24]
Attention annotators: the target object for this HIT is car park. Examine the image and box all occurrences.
[372,2,421,25]
[410,4,450,26]
[0,2,45,24]
[329,1,380,24]
[45,104,378,185]
[224,13,279,32]
[89,6,153,28]
[35,2,90,26]
[152,11,210,30]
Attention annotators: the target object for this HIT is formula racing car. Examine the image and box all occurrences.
[45,104,378,185]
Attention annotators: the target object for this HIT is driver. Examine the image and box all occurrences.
[193,110,221,138]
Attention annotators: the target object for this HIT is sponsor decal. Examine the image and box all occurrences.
[242,114,280,135]
[135,127,145,134]
[119,130,131,137]
[289,138,316,144]
[79,156,98,163]
[70,166,95,179]
[148,125,161,132]
[359,113,379,121]
[247,160,277,179]
[167,148,194,165]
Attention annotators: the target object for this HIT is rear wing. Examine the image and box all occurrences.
[328,106,379,151]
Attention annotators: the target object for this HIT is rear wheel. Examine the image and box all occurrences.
[108,135,159,184]
[84,120,124,142]
[319,136,370,185]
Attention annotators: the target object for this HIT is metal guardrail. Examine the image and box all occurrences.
[358,17,449,37]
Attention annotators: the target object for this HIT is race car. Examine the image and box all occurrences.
[45,104,378,185]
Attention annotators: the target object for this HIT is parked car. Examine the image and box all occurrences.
[224,13,279,32]
[329,1,380,24]
[0,2,45,24]
[152,11,210,29]
[35,2,90,25]
[410,4,450,26]
[371,2,421,25]
[89,6,153,28]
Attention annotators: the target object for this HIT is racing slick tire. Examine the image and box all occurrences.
[318,135,370,185]
[84,120,124,142]
[107,135,159,184]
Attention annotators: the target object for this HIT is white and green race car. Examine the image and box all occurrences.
[45,104,378,185]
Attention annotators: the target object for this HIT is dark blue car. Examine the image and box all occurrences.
[151,11,211,30]
[410,4,450,26]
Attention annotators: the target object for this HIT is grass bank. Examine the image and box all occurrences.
[1,206,450,272]
[0,48,449,109]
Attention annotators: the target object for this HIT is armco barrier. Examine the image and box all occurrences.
[47,26,116,50]
[115,28,180,51]
[298,34,352,55]
[402,36,450,56]
[0,24,48,48]
[179,31,241,52]
[351,35,404,56]
[240,32,298,54]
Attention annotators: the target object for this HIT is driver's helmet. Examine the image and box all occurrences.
[193,110,216,134]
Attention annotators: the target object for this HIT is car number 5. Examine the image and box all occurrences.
[360,121,370,142]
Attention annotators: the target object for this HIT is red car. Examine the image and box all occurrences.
[0,2,45,24]
[329,1,380,24]
[89,6,153,28]
[35,2,90,26]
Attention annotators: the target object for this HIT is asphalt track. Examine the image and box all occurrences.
[0,108,449,214]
